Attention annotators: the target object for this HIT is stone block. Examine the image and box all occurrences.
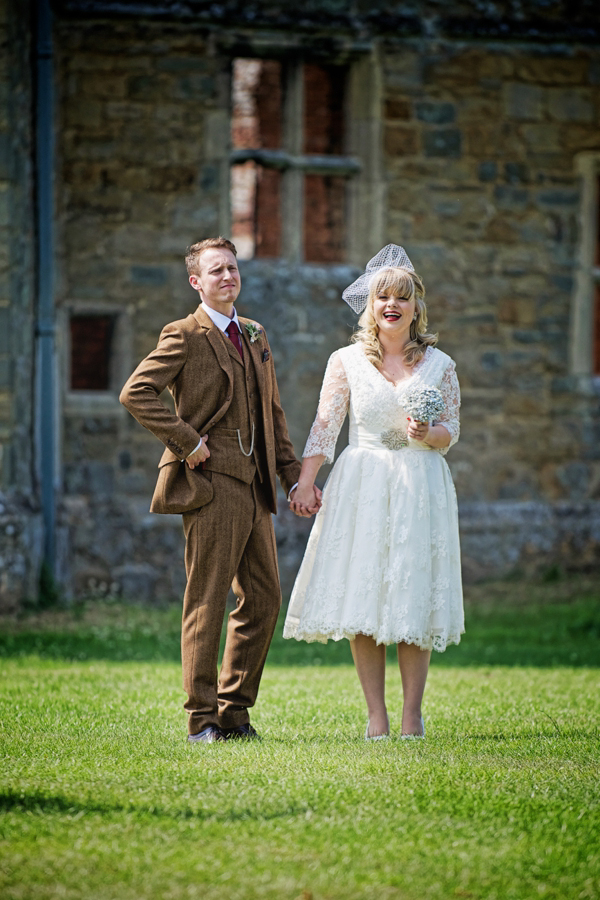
[384,98,411,120]
[0,132,9,180]
[504,162,529,184]
[536,189,579,208]
[79,73,128,100]
[199,164,218,192]
[148,166,195,192]
[550,274,574,292]
[493,185,529,210]
[478,161,497,182]
[0,186,8,227]
[384,125,418,156]
[556,462,591,501]
[503,83,543,121]
[498,296,536,326]
[560,124,600,152]
[130,266,169,286]
[173,75,215,101]
[105,101,146,120]
[513,329,543,344]
[423,128,461,158]
[521,124,561,152]
[515,58,588,85]
[0,357,11,388]
[415,102,455,124]
[384,52,423,89]
[0,307,8,353]
[458,96,501,121]
[171,197,218,231]
[104,166,150,192]
[157,56,210,73]
[128,74,170,101]
[547,88,594,123]
[464,124,524,158]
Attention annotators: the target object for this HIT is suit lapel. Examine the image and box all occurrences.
[192,306,236,389]
[240,321,265,398]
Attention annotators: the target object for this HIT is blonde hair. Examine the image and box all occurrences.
[185,237,237,275]
[351,266,437,368]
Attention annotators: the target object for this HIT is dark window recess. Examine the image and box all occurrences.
[230,58,348,262]
[70,315,114,390]
[231,59,283,260]
[303,64,346,263]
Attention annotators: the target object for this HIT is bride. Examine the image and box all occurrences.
[284,245,464,740]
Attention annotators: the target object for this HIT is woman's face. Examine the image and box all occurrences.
[372,289,416,340]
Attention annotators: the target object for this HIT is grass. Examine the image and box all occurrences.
[0,576,599,900]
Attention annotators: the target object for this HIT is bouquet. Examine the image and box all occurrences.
[402,385,445,424]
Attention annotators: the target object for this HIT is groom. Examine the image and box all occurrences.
[120,237,320,742]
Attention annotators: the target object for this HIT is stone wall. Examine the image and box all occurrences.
[52,14,600,599]
[384,40,600,576]
[381,40,600,578]
[0,4,595,606]
[0,0,43,611]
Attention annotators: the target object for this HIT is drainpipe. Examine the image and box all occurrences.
[34,0,56,576]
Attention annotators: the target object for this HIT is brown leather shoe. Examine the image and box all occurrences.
[221,723,261,741]
[187,725,225,744]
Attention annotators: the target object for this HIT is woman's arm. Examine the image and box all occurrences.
[290,351,350,515]
[406,361,460,452]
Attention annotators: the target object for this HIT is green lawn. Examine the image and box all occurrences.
[1,576,599,900]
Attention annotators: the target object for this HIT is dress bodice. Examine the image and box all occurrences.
[303,344,461,463]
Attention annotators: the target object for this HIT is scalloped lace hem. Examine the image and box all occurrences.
[282,623,464,653]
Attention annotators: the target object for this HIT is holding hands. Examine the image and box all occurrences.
[290,483,323,518]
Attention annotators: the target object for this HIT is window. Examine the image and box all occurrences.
[570,154,600,380]
[70,314,115,391]
[230,57,360,264]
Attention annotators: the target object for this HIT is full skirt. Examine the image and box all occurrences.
[283,445,464,651]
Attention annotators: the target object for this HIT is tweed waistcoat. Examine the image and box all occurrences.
[202,331,266,484]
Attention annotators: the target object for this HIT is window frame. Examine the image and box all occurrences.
[226,47,385,266]
[61,304,131,415]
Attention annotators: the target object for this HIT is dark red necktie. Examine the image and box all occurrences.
[225,321,243,360]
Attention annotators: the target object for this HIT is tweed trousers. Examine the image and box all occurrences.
[181,471,281,735]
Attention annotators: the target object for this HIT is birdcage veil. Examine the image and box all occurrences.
[342,244,415,314]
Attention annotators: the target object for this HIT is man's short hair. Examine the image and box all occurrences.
[185,237,238,275]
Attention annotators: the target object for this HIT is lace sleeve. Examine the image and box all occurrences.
[436,362,460,456]
[303,351,350,463]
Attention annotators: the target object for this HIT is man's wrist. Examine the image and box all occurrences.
[287,482,299,502]
[187,437,203,459]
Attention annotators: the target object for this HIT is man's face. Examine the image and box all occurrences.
[189,248,241,312]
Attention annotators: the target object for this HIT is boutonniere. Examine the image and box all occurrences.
[245,323,262,344]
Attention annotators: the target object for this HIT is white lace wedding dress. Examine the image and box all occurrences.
[283,343,464,651]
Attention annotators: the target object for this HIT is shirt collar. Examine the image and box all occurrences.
[201,301,241,334]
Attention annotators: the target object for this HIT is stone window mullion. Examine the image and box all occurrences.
[281,60,304,265]
[570,153,600,381]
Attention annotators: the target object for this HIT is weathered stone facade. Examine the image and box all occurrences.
[0,0,43,611]
[1,1,600,606]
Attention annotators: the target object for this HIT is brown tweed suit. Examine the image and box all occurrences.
[120,306,301,734]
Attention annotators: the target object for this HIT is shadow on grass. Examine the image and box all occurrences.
[0,592,598,668]
[0,789,309,823]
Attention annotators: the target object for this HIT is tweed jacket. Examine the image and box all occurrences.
[120,305,301,515]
